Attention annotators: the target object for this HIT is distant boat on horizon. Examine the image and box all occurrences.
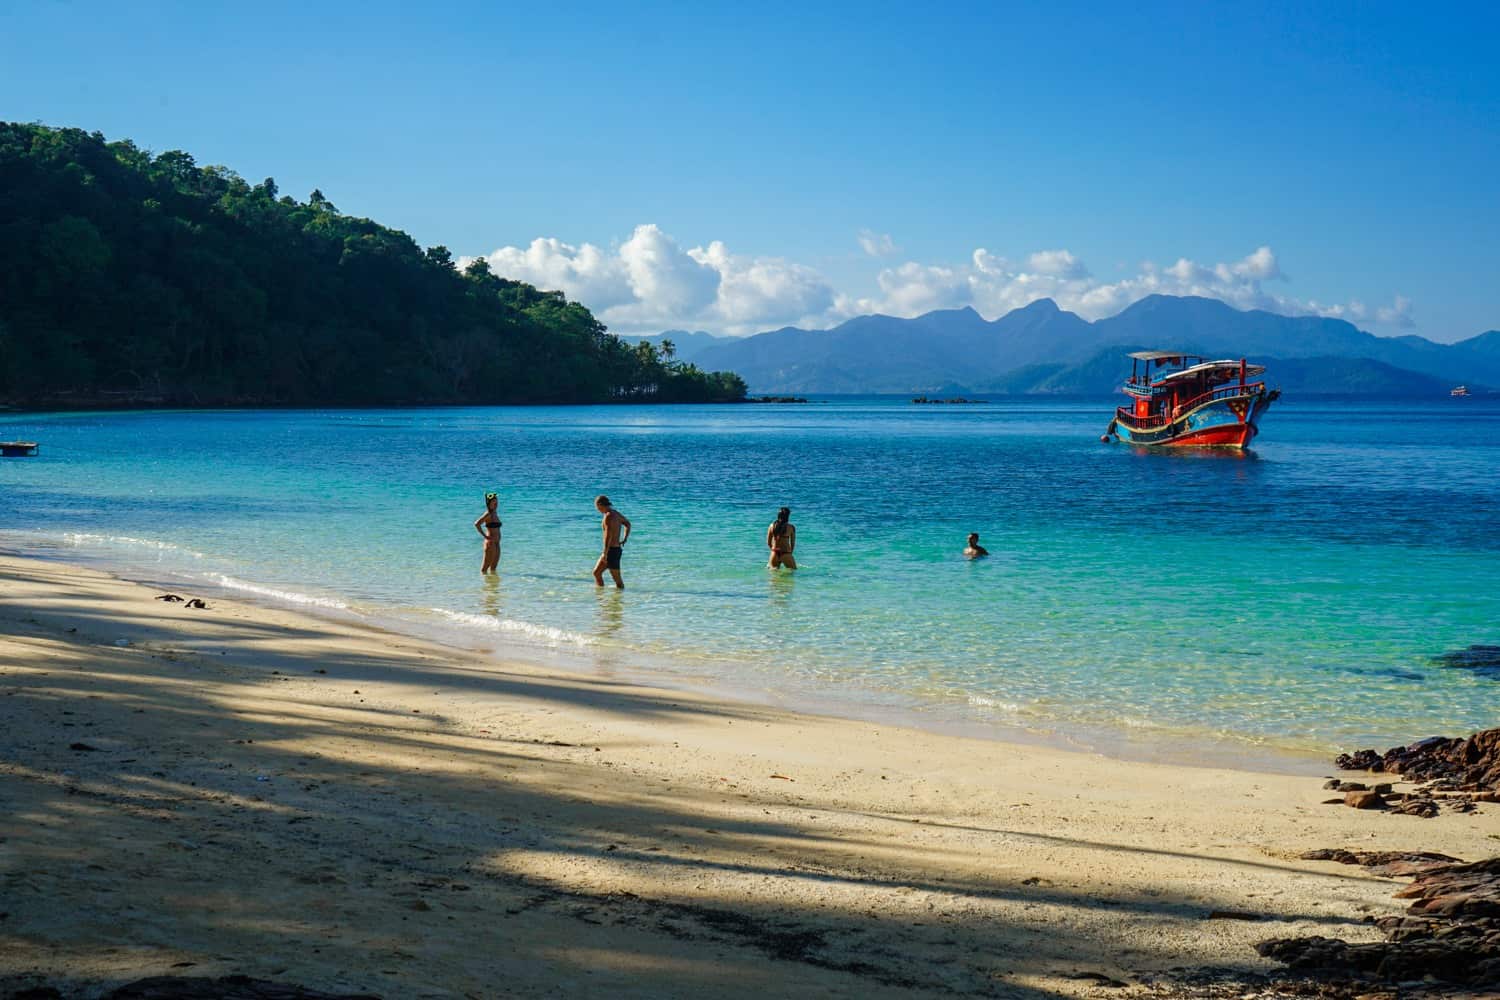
[0,440,38,457]
[1104,352,1278,448]
[1451,385,1471,397]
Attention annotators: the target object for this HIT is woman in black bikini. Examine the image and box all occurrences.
[767,506,797,570]
[474,492,502,573]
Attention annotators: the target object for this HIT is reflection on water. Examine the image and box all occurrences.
[480,574,501,618]
[595,587,625,638]
[1125,444,1259,461]
[768,568,796,609]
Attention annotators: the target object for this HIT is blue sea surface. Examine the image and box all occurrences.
[2,396,1496,762]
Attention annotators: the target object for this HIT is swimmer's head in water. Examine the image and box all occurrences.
[967,533,980,545]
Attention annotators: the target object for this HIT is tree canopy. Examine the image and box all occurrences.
[0,123,747,406]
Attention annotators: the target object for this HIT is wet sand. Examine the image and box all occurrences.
[2,553,1496,998]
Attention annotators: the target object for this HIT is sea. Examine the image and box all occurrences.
[2,396,1496,768]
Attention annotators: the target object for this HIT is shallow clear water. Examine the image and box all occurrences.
[2,397,1497,759]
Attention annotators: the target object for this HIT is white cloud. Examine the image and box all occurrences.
[858,229,899,257]
[468,227,1414,336]
[1376,295,1415,328]
[869,261,970,315]
[689,241,834,330]
[617,224,718,318]
[1232,245,1281,280]
[484,236,634,310]
[468,224,835,334]
[1025,249,1090,279]
[851,244,1414,333]
[972,248,1009,275]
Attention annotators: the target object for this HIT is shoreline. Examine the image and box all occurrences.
[4,551,1499,997]
[8,399,1498,778]
[2,536,1330,777]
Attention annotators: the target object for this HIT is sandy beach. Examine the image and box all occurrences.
[2,553,1496,999]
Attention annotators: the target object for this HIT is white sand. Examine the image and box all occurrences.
[2,554,1495,998]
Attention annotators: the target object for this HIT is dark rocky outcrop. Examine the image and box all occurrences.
[1257,855,1500,996]
[1333,727,1500,817]
[1298,849,1464,876]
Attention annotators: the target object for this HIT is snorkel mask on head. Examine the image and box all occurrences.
[485,492,498,503]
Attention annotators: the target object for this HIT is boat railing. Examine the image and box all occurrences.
[1115,405,1169,428]
[1115,381,1264,427]
[1175,381,1264,413]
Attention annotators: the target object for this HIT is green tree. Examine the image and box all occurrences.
[0,121,746,408]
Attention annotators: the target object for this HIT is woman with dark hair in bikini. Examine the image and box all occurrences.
[767,506,797,570]
[474,492,502,573]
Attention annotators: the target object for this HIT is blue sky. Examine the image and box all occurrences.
[3,1,1496,339]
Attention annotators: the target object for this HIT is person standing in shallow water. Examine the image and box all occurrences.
[474,492,502,573]
[964,532,989,559]
[767,507,797,570]
[592,495,631,589]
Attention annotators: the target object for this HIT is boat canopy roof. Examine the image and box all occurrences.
[1128,350,1193,360]
[1156,359,1265,384]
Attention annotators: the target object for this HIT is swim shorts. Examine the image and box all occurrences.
[606,545,623,570]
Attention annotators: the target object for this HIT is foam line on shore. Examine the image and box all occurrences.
[211,574,353,611]
[427,607,596,648]
[1,531,1332,771]
[59,531,208,560]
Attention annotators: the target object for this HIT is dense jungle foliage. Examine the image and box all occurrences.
[0,123,747,406]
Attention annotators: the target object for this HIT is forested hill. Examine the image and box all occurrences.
[0,123,746,407]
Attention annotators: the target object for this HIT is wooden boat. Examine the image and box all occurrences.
[0,441,38,457]
[1103,352,1278,448]
[1451,385,1471,397]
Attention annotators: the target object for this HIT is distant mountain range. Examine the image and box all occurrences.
[641,296,1498,395]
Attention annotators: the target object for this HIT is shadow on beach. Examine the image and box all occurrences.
[0,559,1390,999]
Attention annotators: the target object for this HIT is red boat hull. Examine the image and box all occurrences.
[1111,387,1277,448]
[1157,422,1257,448]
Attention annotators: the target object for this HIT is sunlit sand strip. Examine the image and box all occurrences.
[3,552,1498,999]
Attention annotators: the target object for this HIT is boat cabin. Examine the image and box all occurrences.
[1121,352,1265,424]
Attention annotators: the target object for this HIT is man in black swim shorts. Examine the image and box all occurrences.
[592,495,632,589]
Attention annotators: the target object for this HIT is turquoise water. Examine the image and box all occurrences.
[2,398,1497,760]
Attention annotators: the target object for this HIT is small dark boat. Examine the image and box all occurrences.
[1103,352,1278,448]
[0,441,38,457]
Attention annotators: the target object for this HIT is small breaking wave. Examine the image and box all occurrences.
[429,608,595,648]
[966,694,1023,713]
[213,574,351,610]
[59,532,207,560]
